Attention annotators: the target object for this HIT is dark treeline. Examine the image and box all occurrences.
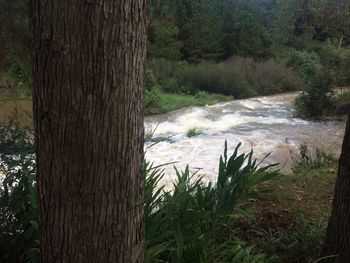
[1,0,350,116]
[148,0,350,61]
[146,0,350,116]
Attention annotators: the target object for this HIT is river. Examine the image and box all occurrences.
[144,92,345,185]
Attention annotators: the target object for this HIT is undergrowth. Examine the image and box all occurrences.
[0,120,280,262]
[291,143,337,174]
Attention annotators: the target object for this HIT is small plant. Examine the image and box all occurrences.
[292,144,337,174]
[186,127,201,138]
[256,212,329,262]
[0,118,39,263]
[145,123,159,142]
[145,142,279,262]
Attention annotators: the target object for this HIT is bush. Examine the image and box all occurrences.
[229,57,302,95]
[148,59,189,93]
[294,71,334,118]
[180,62,254,98]
[337,49,350,86]
[0,55,31,98]
[305,42,350,86]
[332,90,350,107]
[144,86,162,115]
[281,48,335,118]
[148,57,302,100]
[145,142,279,262]
[257,213,329,262]
[291,144,336,174]
[0,119,38,263]
[282,49,322,86]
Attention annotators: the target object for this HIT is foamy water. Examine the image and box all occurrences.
[144,93,345,185]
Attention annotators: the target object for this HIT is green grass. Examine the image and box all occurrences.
[186,127,201,137]
[236,146,338,263]
[147,91,233,114]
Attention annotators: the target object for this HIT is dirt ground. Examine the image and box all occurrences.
[0,98,33,124]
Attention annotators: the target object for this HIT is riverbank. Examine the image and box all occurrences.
[237,159,337,262]
[0,92,234,123]
[145,91,233,115]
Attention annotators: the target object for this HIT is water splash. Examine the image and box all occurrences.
[145,93,345,183]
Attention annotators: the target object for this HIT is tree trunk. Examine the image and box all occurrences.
[30,1,147,262]
[321,114,350,263]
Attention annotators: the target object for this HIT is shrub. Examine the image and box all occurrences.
[294,71,334,118]
[229,57,302,95]
[337,49,350,86]
[145,67,158,91]
[305,42,350,86]
[291,144,336,174]
[144,86,162,115]
[0,55,31,98]
[282,49,322,86]
[0,119,38,263]
[180,62,254,98]
[281,48,336,118]
[332,90,350,107]
[149,57,302,100]
[148,59,190,93]
[253,59,302,94]
[145,142,279,262]
[257,213,329,262]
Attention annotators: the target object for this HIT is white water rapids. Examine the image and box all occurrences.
[144,93,345,185]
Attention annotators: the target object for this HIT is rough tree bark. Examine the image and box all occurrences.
[321,112,350,263]
[30,0,147,262]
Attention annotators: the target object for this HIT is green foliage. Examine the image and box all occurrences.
[337,49,350,86]
[281,48,335,118]
[186,128,201,138]
[145,68,158,91]
[221,0,271,59]
[0,119,38,263]
[229,57,302,95]
[145,87,163,115]
[177,0,224,61]
[0,0,31,94]
[283,49,322,85]
[294,71,334,118]
[145,142,279,262]
[148,19,183,60]
[148,59,189,93]
[257,213,329,262]
[304,42,350,86]
[332,90,350,108]
[145,90,233,115]
[180,62,253,98]
[148,57,302,107]
[291,144,336,174]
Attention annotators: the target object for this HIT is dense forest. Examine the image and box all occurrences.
[1,0,350,116]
